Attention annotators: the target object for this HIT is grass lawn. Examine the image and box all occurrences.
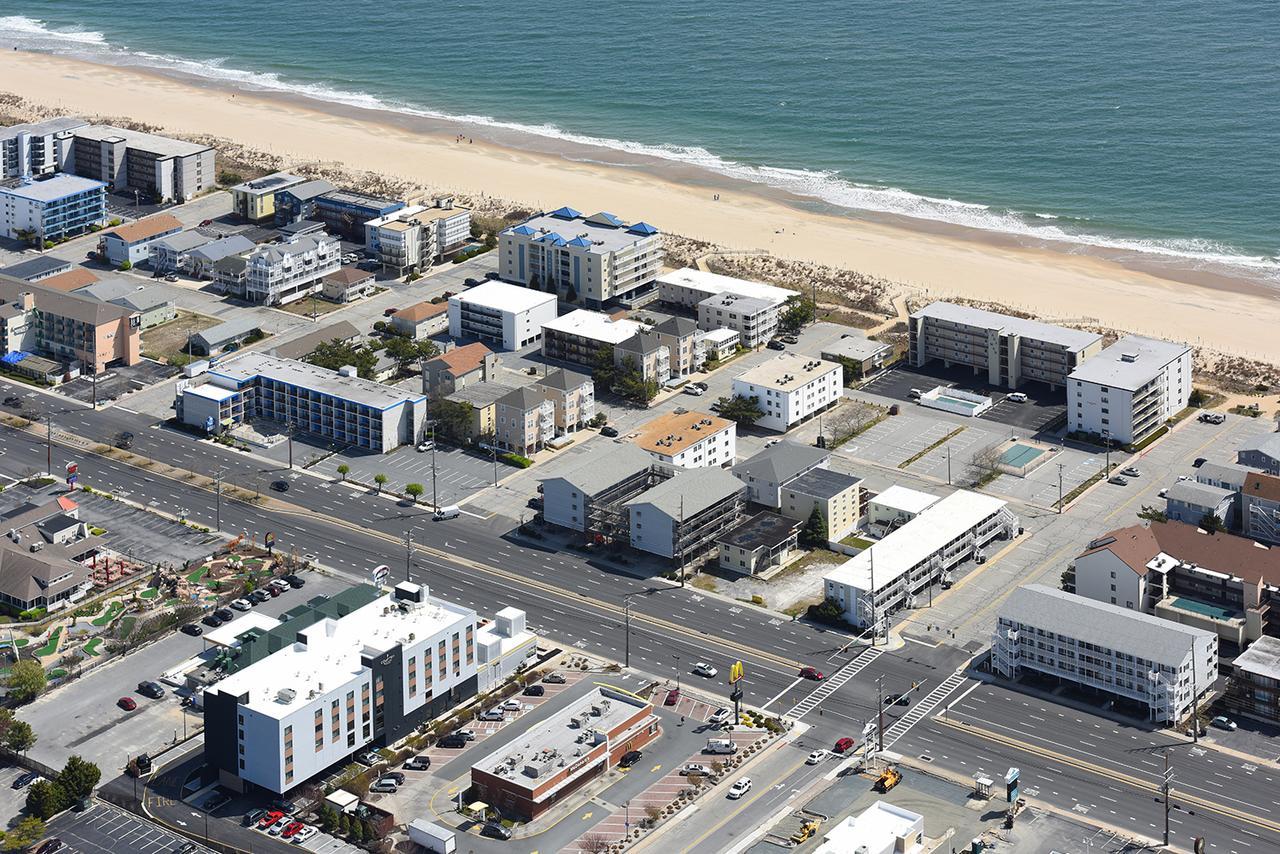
[33,627,61,657]
[277,296,344,318]
[691,575,717,592]
[139,588,159,600]
[140,309,221,364]
[47,668,67,679]
[83,638,102,657]
[772,549,844,580]
[164,597,182,607]
[118,615,136,638]
[186,566,210,584]
[840,535,875,550]
[0,638,29,649]
[91,601,124,627]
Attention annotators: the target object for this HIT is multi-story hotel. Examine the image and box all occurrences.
[243,235,342,305]
[541,309,645,369]
[0,275,141,373]
[1066,335,1191,445]
[0,174,106,244]
[909,301,1103,390]
[824,490,1018,630]
[632,410,736,469]
[448,281,557,351]
[993,584,1216,724]
[0,118,83,179]
[67,125,214,203]
[500,206,662,308]
[366,199,471,275]
[204,582,480,794]
[177,353,426,453]
[731,353,843,432]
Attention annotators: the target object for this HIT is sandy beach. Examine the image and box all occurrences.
[3,50,1279,364]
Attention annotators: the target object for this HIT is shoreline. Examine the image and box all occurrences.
[4,49,1280,364]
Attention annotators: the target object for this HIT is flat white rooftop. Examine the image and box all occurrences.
[1067,335,1191,390]
[869,485,939,516]
[453,280,556,314]
[1,174,105,202]
[815,801,923,854]
[209,352,425,411]
[204,612,281,648]
[72,124,212,158]
[827,490,1008,592]
[914,301,1102,351]
[658,267,793,306]
[543,309,643,345]
[735,353,840,392]
[184,383,239,403]
[215,588,473,718]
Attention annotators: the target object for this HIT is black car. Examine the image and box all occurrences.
[766,339,786,350]
[204,792,232,812]
[201,613,224,628]
[380,771,406,785]
[12,772,39,789]
[2,396,21,408]
[600,426,619,438]
[884,693,910,707]
[404,755,431,770]
[283,574,305,588]
[522,684,545,697]
[481,823,512,841]
[180,623,203,636]
[137,681,165,699]
[244,808,268,826]
[464,277,480,286]
[115,431,134,450]
[33,839,64,854]
[215,606,235,621]
[484,271,500,280]
[1192,457,1208,468]
[619,750,643,768]
[437,734,469,749]
[270,480,290,492]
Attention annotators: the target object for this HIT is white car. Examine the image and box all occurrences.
[292,826,319,844]
[693,662,718,678]
[1121,466,1141,478]
[1006,392,1028,403]
[682,385,705,396]
[806,749,829,765]
[680,763,713,777]
[417,441,434,452]
[1158,487,1169,498]
[727,778,752,799]
[478,708,504,721]
[500,699,522,712]
[708,707,733,726]
[230,598,253,611]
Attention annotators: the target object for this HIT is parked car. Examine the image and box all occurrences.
[709,707,733,726]
[478,708,505,721]
[258,810,285,829]
[766,339,786,351]
[1211,716,1237,731]
[230,598,253,611]
[383,307,398,317]
[834,737,856,753]
[1006,392,1028,403]
[33,839,64,854]
[292,826,319,844]
[682,385,705,396]
[137,681,165,699]
[1121,466,1141,477]
[807,749,829,765]
[248,590,270,604]
[693,381,709,391]
[437,734,468,749]
[1158,488,1169,498]
[665,688,681,706]
[693,661,718,678]
[270,480,290,492]
[283,575,305,588]
[542,672,567,684]
[681,763,713,776]
[500,699,522,712]
[180,623,203,636]
[455,728,476,741]
[481,823,512,841]
[1193,457,1208,467]
[117,697,137,711]
[618,750,643,768]
[600,426,619,438]
[1107,475,1128,485]
[800,666,825,681]
[780,334,800,344]
[201,613,224,628]
[404,755,432,770]
[355,751,382,767]
[417,441,434,452]
[728,778,753,799]
[280,822,306,839]
[12,772,40,789]
[215,606,235,621]
[270,578,292,592]
[244,808,268,826]
[381,771,406,785]
[267,814,291,835]
[522,684,545,697]
[369,779,398,794]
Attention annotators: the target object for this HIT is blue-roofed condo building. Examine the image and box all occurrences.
[176,352,426,453]
[314,190,404,240]
[0,174,107,245]
[500,207,663,309]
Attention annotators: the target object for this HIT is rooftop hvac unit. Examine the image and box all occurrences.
[276,688,297,704]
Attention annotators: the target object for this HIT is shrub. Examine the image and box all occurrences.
[500,452,533,469]
[119,260,132,271]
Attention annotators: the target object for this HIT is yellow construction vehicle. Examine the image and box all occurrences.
[789,819,820,844]
[874,765,902,792]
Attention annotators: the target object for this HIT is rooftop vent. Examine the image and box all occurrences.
[1121,352,1138,362]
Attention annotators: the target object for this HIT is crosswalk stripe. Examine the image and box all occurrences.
[881,671,970,748]
[784,647,883,719]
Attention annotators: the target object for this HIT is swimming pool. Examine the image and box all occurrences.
[937,394,983,411]
[999,443,1045,469]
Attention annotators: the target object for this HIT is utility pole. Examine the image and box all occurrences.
[1103,428,1111,474]
[214,470,223,532]
[404,526,413,584]
[946,446,951,485]
[430,422,438,509]
[1162,752,1173,846]
[678,495,686,588]
[43,412,52,475]
[1191,643,1200,744]
[868,547,877,646]
[876,675,885,753]
[673,654,681,692]
[1057,463,1065,514]
[287,421,295,469]
[624,598,631,668]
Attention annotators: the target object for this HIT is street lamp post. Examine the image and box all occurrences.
[624,597,632,668]
[673,654,681,692]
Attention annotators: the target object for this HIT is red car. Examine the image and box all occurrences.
[117,697,137,711]
[664,688,681,706]
[384,307,399,317]
[800,667,824,681]
[833,737,855,753]
[281,821,305,838]
[259,810,284,829]
[199,219,214,227]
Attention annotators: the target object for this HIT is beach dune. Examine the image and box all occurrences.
[2,50,1277,363]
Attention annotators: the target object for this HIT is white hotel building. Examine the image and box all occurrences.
[448,280,557,351]
[204,583,479,794]
[732,353,842,432]
[824,490,1018,630]
[994,584,1216,724]
[243,234,342,305]
[1066,335,1192,445]
[657,268,793,349]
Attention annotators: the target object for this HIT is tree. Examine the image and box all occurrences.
[58,755,101,799]
[414,339,440,365]
[966,443,1003,488]
[25,779,67,819]
[801,506,828,548]
[1137,505,1168,523]
[1,816,45,851]
[373,473,388,493]
[811,597,845,625]
[590,346,616,391]
[427,399,474,440]
[349,819,365,843]
[306,339,377,380]
[778,296,815,334]
[0,708,14,744]
[405,483,424,503]
[217,170,243,186]
[119,260,132,271]
[580,833,610,854]
[613,357,657,405]
[6,661,45,704]
[715,395,765,427]
[337,812,351,836]
[1199,512,1224,533]
[337,464,350,481]
[384,335,420,372]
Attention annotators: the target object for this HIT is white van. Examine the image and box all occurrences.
[433,505,461,521]
[704,738,737,755]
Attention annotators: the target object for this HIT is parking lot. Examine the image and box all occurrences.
[308,442,497,507]
[50,801,213,854]
[73,489,221,568]
[859,362,1067,433]
[56,360,179,406]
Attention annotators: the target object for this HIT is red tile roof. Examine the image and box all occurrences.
[1081,521,1280,586]
[430,342,492,376]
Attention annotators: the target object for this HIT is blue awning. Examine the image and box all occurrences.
[627,221,659,236]
[1,351,28,365]
[549,206,582,220]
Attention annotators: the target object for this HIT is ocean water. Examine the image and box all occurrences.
[2,2,1278,279]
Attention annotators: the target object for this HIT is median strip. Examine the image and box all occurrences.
[898,426,965,469]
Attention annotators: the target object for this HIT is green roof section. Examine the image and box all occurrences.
[225,583,383,673]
